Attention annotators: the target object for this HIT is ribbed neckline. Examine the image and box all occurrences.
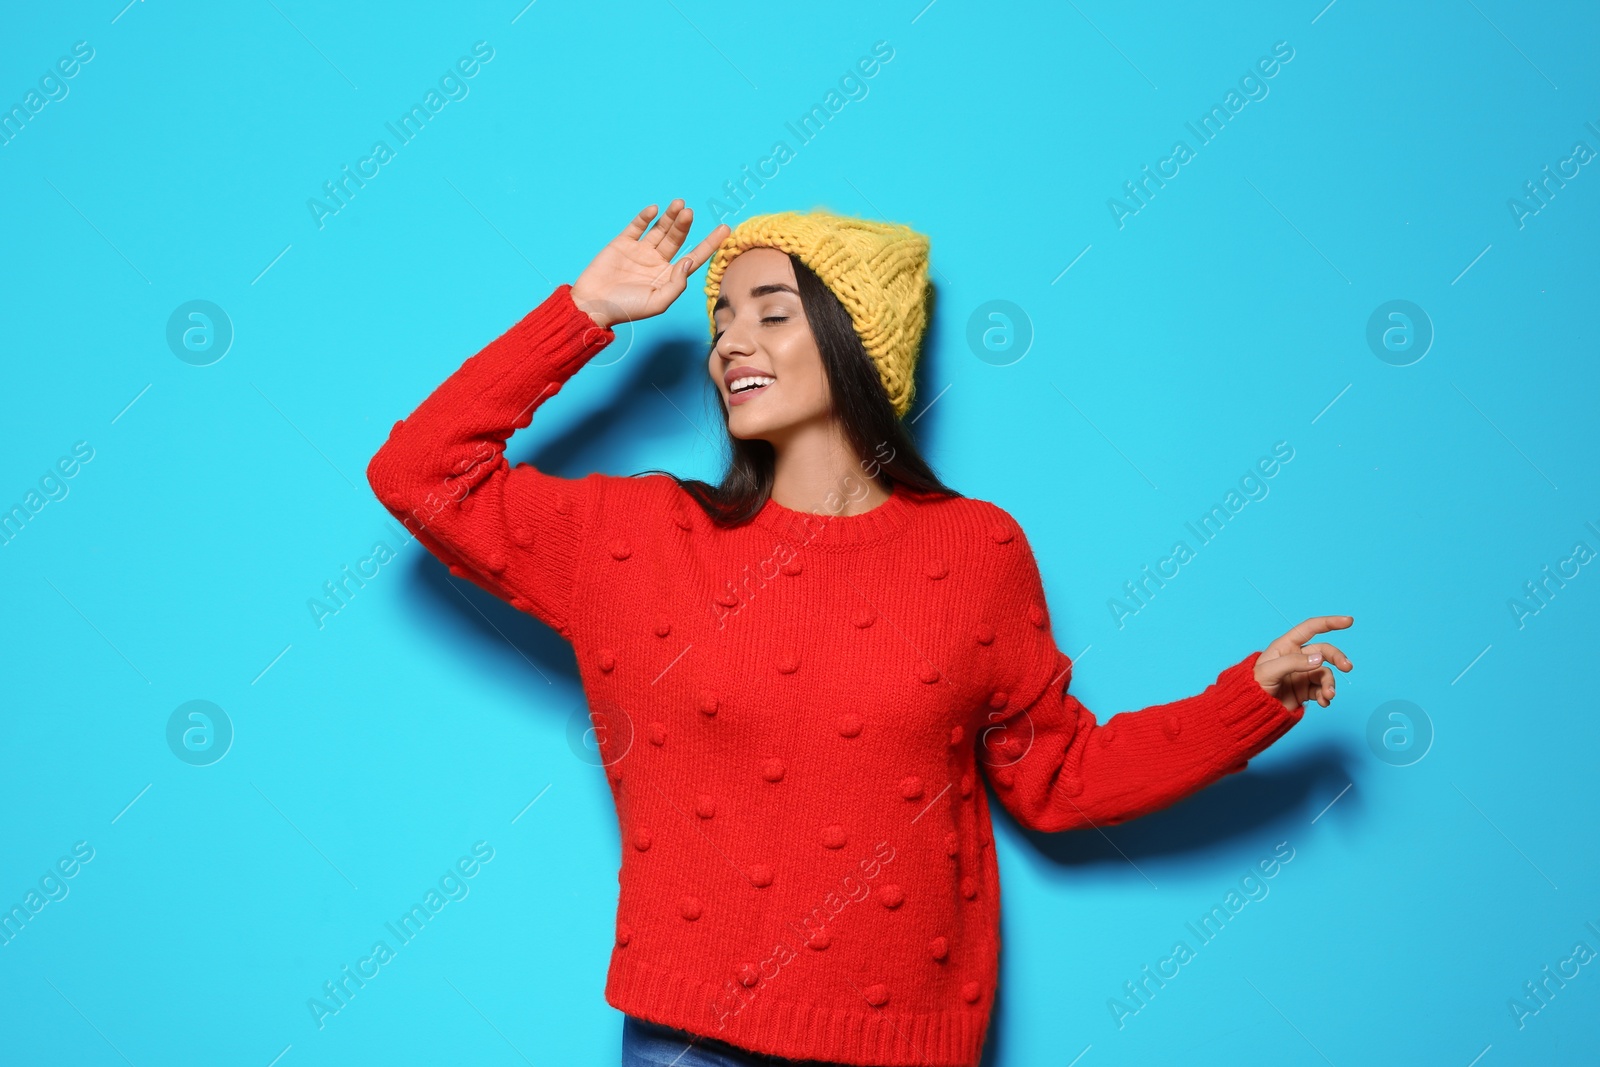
[749,479,915,549]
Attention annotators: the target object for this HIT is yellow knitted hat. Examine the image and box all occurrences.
[704,208,931,419]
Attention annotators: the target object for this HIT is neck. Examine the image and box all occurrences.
[767,420,888,517]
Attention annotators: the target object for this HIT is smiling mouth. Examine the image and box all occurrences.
[729,376,776,400]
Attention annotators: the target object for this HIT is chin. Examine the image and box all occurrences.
[725,415,776,441]
[728,400,828,438]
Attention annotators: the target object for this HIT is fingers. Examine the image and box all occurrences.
[1313,664,1335,707]
[660,206,696,260]
[678,222,733,277]
[645,198,691,252]
[1257,651,1330,688]
[621,204,659,241]
[1273,614,1354,652]
[1300,642,1353,671]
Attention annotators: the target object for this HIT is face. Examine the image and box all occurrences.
[709,247,832,442]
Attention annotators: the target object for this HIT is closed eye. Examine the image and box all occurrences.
[712,316,790,344]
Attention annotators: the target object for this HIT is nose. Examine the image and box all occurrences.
[714,319,756,361]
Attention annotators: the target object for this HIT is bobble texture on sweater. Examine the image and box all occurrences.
[365,284,1305,1067]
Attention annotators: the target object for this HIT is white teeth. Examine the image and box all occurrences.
[731,376,775,394]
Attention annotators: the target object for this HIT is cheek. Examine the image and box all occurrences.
[773,335,828,404]
[801,367,831,408]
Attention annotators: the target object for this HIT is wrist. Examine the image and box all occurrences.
[567,285,614,330]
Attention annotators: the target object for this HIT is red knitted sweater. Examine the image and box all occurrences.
[365,284,1305,1066]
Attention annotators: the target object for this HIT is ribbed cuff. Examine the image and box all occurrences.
[479,284,617,408]
[1212,650,1305,771]
[605,952,989,1067]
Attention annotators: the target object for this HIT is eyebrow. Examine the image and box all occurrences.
[713,282,798,314]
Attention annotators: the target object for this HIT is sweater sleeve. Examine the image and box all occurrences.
[365,284,616,640]
[976,513,1305,833]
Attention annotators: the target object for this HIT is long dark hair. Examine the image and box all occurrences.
[638,253,960,526]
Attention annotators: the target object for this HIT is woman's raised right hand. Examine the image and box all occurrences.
[570,200,731,329]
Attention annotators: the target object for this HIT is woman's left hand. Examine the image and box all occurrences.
[1253,615,1355,711]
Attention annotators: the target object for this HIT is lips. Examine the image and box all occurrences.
[726,369,776,405]
[728,381,772,405]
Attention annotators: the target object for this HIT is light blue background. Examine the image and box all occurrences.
[3,1,1597,1064]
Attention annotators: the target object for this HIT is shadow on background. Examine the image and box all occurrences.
[383,332,720,702]
[980,741,1360,1067]
[1014,742,1361,866]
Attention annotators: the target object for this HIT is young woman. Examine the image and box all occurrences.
[366,200,1353,1067]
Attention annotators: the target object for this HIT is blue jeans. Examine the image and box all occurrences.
[620,1014,853,1066]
